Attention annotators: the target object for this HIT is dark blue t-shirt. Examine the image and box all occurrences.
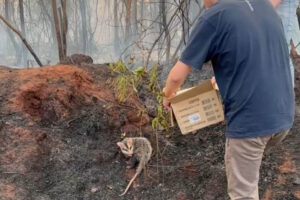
[180,0,295,138]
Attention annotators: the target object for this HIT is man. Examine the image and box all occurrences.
[163,0,295,199]
[270,0,300,86]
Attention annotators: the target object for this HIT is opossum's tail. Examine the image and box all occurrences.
[119,161,144,196]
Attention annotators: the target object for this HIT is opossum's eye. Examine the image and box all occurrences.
[121,148,128,152]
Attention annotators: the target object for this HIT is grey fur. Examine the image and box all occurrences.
[117,137,152,196]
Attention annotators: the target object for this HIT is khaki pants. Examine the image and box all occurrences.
[225,130,289,200]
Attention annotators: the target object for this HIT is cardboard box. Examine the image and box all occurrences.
[169,80,224,135]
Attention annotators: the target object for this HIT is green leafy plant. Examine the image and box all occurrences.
[149,64,158,92]
[110,60,140,102]
[133,66,146,80]
[151,95,170,132]
[148,65,170,132]
[114,75,132,102]
[109,60,170,132]
[109,60,129,73]
[132,66,146,92]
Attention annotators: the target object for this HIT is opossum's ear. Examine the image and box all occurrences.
[117,142,125,148]
[127,138,133,146]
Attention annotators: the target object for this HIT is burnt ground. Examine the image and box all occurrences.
[0,59,299,200]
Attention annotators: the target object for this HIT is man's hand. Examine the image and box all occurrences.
[211,76,219,90]
[163,96,171,111]
[162,88,175,111]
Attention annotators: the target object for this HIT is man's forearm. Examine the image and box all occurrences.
[163,61,192,98]
[164,75,184,98]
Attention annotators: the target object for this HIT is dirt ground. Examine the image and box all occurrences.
[0,58,299,200]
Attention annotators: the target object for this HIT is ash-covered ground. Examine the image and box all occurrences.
[0,57,299,200]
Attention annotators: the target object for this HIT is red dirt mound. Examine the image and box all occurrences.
[9,65,112,121]
[3,64,148,128]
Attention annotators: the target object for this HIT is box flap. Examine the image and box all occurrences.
[169,80,213,104]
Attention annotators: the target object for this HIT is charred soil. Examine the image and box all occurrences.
[0,60,299,200]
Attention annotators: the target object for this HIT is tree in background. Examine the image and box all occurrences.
[4,0,21,65]
[0,13,43,66]
[78,0,87,54]
[51,0,67,62]
[0,0,204,69]
[19,0,28,65]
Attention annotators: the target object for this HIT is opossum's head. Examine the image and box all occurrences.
[117,138,134,157]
